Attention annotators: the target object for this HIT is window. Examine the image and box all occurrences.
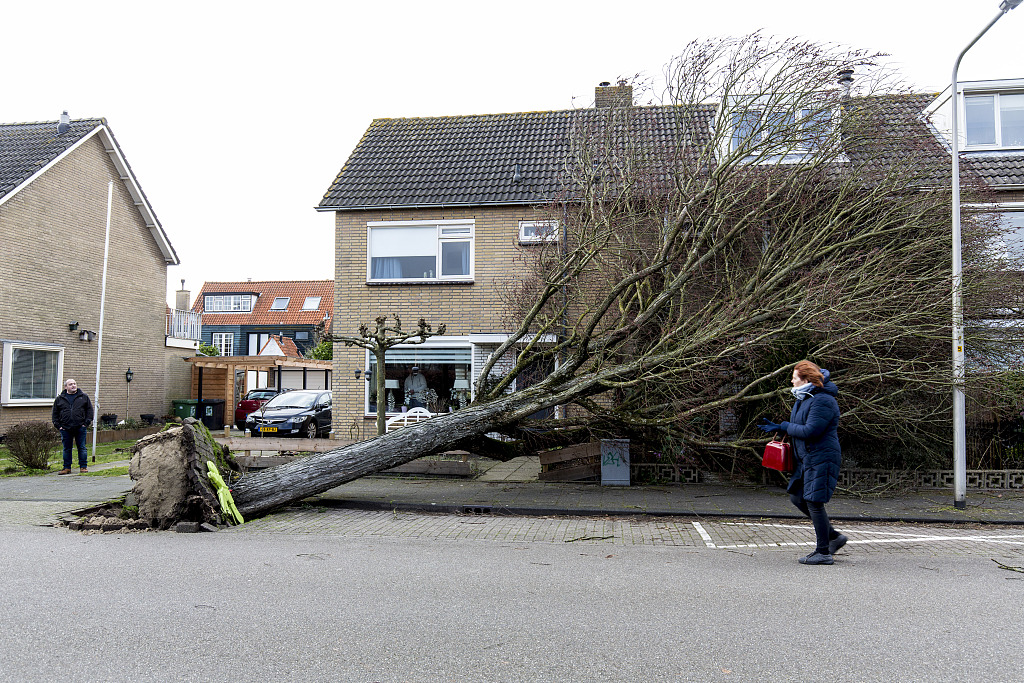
[1,342,63,406]
[365,346,472,414]
[302,296,321,310]
[270,297,290,310]
[212,333,234,356]
[730,107,832,154]
[204,295,252,312]
[519,220,559,244]
[965,93,1024,148]
[991,209,1024,262]
[367,220,474,282]
[248,333,270,355]
[295,331,309,341]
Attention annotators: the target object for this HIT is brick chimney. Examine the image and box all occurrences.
[595,81,633,108]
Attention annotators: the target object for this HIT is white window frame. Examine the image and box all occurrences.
[211,333,234,356]
[302,296,321,310]
[988,203,1024,263]
[1,342,64,406]
[270,297,290,311]
[519,220,559,244]
[204,295,253,312]
[722,95,838,164]
[362,342,474,416]
[366,219,475,283]
[962,83,1024,150]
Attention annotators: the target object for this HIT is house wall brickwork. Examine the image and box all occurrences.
[330,205,549,434]
[0,134,171,431]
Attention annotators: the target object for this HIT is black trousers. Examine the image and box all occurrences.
[790,493,839,554]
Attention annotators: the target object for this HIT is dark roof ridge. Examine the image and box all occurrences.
[0,116,106,127]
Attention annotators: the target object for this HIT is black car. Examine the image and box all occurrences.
[246,390,332,438]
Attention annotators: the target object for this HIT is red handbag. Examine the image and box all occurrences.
[762,435,794,472]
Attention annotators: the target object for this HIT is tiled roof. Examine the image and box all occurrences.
[963,150,1024,187]
[0,118,105,200]
[0,117,178,264]
[260,334,303,358]
[194,280,333,326]
[317,96,968,210]
[317,106,716,210]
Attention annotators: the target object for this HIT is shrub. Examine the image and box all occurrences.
[198,343,219,356]
[4,421,60,470]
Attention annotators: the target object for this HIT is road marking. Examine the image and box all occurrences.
[692,521,716,548]
[713,521,1024,550]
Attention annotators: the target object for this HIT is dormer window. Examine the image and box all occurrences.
[204,294,252,312]
[270,297,290,310]
[726,98,834,162]
[965,93,1024,148]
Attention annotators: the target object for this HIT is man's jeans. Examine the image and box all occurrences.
[60,426,88,469]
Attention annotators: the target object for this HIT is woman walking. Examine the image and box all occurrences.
[759,360,847,565]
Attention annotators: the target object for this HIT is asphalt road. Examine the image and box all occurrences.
[2,511,1023,682]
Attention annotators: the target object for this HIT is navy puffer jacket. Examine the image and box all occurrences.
[781,370,841,503]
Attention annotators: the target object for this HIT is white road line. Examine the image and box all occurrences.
[701,520,1024,550]
[692,521,716,548]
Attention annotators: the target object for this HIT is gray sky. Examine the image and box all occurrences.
[2,0,1020,307]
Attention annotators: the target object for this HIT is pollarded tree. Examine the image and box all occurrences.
[229,35,1022,518]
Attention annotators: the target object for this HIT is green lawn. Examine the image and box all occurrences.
[0,438,139,477]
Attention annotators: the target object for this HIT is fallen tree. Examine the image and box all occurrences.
[229,35,1022,519]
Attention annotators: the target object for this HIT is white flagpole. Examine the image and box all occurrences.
[91,181,113,462]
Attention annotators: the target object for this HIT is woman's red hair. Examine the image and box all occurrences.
[794,360,825,387]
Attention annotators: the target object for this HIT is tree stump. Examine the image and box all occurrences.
[129,418,240,529]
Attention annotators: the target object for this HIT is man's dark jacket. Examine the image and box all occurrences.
[52,390,94,430]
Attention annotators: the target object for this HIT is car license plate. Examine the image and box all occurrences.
[260,426,277,433]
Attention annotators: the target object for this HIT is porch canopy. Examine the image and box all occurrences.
[185,355,332,403]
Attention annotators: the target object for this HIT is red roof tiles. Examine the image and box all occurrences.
[193,280,333,326]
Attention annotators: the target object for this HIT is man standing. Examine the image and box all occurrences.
[52,378,93,474]
[403,366,428,409]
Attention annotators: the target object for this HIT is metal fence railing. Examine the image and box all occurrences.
[166,309,202,340]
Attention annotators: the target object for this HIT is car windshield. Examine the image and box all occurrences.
[247,391,275,400]
[264,393,316,409]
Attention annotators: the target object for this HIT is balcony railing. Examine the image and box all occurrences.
[167,309,202,340]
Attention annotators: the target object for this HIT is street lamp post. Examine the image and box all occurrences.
[950,0,1022,509]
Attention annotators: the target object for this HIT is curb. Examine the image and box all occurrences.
[304,496,1024,526]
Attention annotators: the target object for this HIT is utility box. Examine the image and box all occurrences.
[171,399,197,420]
[600,439,630,486]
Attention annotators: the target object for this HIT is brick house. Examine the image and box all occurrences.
[0,115,184,431]
[319,81,1020,437]
[314,86,638,435]
[192,280,333,358]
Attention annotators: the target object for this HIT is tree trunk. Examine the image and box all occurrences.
[230,388,557,518]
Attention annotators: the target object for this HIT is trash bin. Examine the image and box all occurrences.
[198,399,225,431]
[171,399,197,420]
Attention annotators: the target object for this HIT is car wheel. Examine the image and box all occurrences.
[302,420,317,439]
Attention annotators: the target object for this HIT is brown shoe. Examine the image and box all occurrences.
[57,469,72,475]
[79,468,89,473]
